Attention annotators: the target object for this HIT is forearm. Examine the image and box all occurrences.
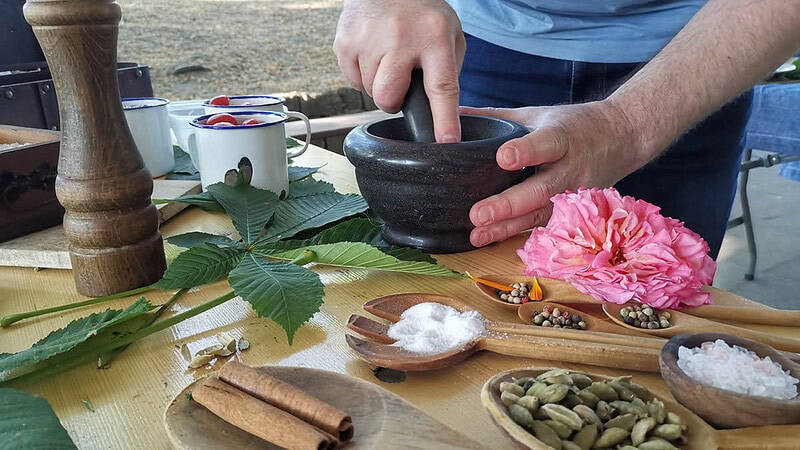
[608,0,800,171]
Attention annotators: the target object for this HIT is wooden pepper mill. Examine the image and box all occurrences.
[24,0,166,296]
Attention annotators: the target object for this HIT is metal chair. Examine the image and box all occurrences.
[727,82,800,280]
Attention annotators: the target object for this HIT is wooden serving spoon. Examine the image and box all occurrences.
[346,293,662,373]
[517,301,658,340]
[660,332,800,429]
[473,274,800,327]
[682,304,800,327]
[603,303,800,353]
[484,367,800,450]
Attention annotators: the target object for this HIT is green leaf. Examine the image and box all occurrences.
[288,165,322,182]
[207,182,279,245]
[167,232,238,249]
[165,145,200,180]
[229,254,324,344]
[258,193,369,243]
[287,177,336,198]
[154,244,244,290]
[0,389,76,449]
[0,299,153,381]
[256,218,437,264]
[267,242,461,277]
[153,190,224,212]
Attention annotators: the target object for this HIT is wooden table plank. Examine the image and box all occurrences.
[1,143,797,449]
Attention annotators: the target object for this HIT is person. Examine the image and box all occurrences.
[333,0,800,259]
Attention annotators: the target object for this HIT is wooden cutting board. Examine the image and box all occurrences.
[165,365,483,450]
[0,179,200,269]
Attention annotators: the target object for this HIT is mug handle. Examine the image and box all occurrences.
[186,129,200,170]
[284,111,310,158]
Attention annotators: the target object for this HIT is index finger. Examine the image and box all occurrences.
[420,51,461,143]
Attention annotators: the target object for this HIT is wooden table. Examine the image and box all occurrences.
[1,144,796,449]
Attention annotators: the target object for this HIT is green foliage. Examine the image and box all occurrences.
[154,244,244,290]
[0,389,76,449]
[0,299,153,383]
[229,254,324,344]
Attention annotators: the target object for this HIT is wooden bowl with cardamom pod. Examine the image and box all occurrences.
[481,367,800,449]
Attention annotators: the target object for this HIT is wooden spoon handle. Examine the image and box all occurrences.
[488,322,666,351]
[478,335,661,373]
[687,305,800,327]
[714,321,800,353]
[715,425,800,449]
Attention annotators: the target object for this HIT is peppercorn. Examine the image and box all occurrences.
[619,304,672,329]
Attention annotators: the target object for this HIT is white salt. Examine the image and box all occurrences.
[677,339,799,400]
[387,302,486,354]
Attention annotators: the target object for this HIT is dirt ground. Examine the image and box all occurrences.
[116,0,348,101]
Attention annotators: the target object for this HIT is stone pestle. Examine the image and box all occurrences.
[401,69,436,143]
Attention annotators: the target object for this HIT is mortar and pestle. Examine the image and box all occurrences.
[343,70,529,253]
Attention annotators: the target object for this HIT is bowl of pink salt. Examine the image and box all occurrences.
[659,332,800,428]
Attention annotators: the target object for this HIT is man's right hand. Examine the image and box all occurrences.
[333,0,465,143]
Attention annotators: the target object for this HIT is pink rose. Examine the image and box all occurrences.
[517,187,715,309]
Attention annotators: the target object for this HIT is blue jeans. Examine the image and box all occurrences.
[460,34,752,259]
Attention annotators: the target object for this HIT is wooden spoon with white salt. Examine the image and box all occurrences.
[346,293,662,372]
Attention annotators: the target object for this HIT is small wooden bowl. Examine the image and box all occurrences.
[481,367,715,449]
[659,332,800,429]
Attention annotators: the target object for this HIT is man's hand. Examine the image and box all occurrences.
[462,101,646,247]
[333,0,465,143]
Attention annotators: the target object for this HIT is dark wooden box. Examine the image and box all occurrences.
[0,124,62,242]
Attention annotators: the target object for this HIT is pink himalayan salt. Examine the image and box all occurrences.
[677,339,798,400]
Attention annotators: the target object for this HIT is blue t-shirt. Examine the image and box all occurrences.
[446,0,706,63]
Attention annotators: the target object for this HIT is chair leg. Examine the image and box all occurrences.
[739,148,757,280]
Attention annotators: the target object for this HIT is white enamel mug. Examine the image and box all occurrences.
[203,95,310,158]
[122,97,176,177]
[187,111,290,197]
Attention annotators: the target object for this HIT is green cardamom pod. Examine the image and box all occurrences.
[577,389,601,409]
[500,391,521,407]
[608,381,636,402]
[651,424,682,441]
[592,427,630,448]
[516,395,540,413]
[500,381,525,396]
[569,373,594,389]
[647,399,666,424]
[544,373,575,386]
[543,419,574,439]
[541,403,584,430]
[526,381,549,398]
[539,383,570,404]
[532,420,563,449]
[508,403,534,429]
[572,404,602,431]
[561,393,584,409]
[514,376,537,387]
[631,417,657,446]
[537,368,571,381]
[595,400,614,421]
[609,400,647,418]
[604,413,637,432]
[561,440,583,450]
[637,437,680,450]
[571,424,598,450]
[666,411,682,426]
[587,382,619,402]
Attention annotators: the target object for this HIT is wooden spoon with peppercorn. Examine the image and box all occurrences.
[346,293,665,372]
[517,301,654,338]
[603,302,800,353]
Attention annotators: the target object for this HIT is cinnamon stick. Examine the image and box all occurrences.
[192,377,336,450]
[219,361,355,442]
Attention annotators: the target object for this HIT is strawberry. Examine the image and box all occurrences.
[208,95,230,106]
[242,119,261,126]
[206,113,238,126]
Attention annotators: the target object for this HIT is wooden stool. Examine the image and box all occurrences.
[24,0,166,296]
